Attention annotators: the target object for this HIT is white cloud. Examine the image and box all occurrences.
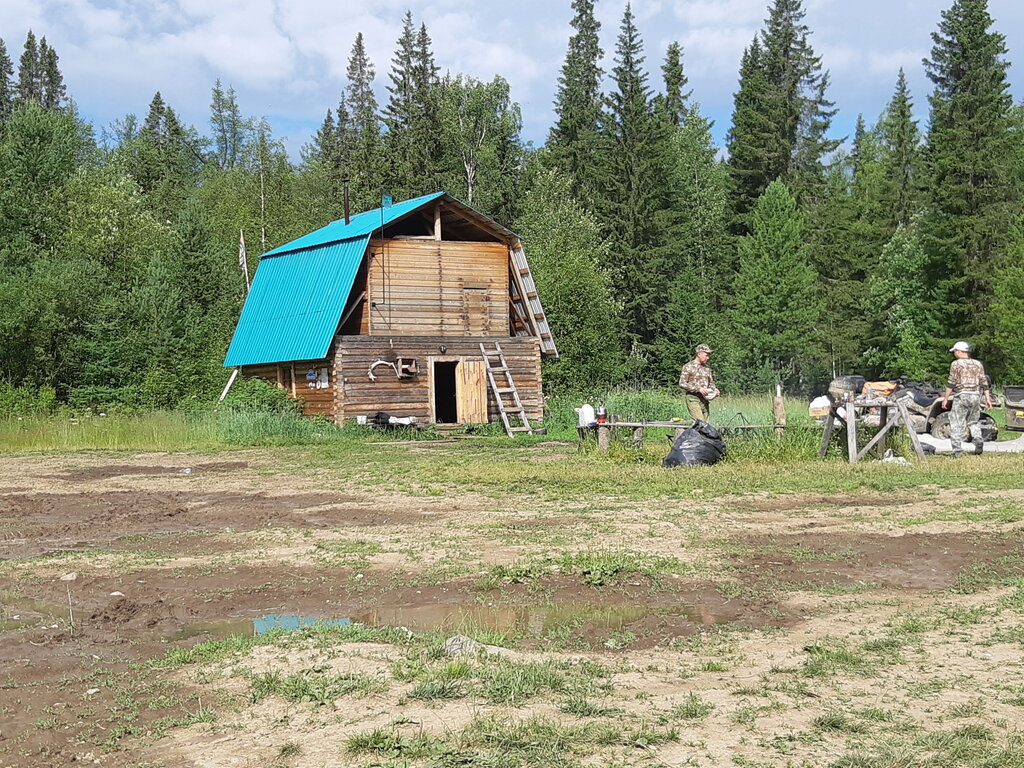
[1,0,1021,157]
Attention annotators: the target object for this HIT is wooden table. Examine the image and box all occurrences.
[817,397,926,463]
[583,420,786,454]
[580,421,691,453]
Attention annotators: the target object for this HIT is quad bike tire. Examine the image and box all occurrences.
[930,411,998,442]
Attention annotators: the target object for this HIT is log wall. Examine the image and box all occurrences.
[334,336,542,425]
[366,240,508,336]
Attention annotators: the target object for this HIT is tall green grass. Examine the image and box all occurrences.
[0,410,359,452]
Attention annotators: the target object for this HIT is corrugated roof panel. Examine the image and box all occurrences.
[262,192,446,257]
[223,236,369,367]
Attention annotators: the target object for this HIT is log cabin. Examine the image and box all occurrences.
[223,192,557,430]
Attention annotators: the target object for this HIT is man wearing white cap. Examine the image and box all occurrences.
[941,341,993,457]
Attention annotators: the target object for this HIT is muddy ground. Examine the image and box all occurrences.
[1,451,1023,767]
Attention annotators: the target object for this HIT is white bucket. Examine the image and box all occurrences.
[575,404,596,426]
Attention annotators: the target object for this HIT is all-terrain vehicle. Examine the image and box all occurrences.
[826,375,999,440]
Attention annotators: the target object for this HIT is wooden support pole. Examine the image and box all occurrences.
[818,407,837,458]
[218,368,239,403]
[772,383,787,439]
[875,405,889,459]
[898,400,927,461]
[597,423,611,454]
[632,426,645,450]
[855,414,901,462]
[846,399,859,463]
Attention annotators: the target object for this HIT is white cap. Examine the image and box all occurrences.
[949,341,971,353]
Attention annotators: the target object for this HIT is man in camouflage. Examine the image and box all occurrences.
[941,341,993,458]
[678,344,719,422]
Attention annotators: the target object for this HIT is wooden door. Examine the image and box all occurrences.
[457,361,488,423]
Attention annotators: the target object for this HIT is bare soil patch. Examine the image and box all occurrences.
[735,529,1024,590]
[0,490,427,558]
[2,452,1024,766]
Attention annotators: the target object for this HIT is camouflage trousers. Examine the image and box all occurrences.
[950,393,983,452]
[685,394,710,422]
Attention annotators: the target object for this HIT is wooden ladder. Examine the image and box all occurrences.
[480,342,533,436]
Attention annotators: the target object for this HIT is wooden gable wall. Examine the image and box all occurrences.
[364,239,509,337]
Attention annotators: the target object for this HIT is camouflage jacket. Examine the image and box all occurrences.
[679,359,715,396]
[947,358,989,394]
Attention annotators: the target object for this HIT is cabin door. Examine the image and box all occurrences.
[457,361,488,423]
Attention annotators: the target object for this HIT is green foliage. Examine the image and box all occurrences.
[220,377,301,414]
[729,181,822,390]
[921,0,1021,336]
[547,0,604,202]
[3,3,1024,412]
[865,222,943,379]
[515,168,625,391]
[990,222,1024,381]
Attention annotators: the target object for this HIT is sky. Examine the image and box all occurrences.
[2,0,1023,158]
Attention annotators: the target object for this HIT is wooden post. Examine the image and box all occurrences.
[898,400,927,461]
[818,407,837,458]
[218,368,239,403]
[875,404,889,459]
[846,398,859,463]
[632,426,645,450]
[772,383,787,439]
[597,423,611,454]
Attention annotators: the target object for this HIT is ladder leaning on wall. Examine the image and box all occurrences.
[479,342,533,436]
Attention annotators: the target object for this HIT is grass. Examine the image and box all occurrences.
[248,669,388,705]
[5,398,1024,505]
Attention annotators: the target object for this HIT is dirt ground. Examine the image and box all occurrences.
[1,451,1023,767]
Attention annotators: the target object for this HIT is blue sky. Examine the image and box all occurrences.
[3,0,1023,157]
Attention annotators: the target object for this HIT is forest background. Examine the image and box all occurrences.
[2,0,1024,414]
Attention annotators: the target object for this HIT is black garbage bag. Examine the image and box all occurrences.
[663,420,727,467]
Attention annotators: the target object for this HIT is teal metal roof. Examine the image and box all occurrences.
[223,236,369,367]
[263,192,445,257]
[223,192,524,368]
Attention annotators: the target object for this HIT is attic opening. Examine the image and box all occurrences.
[381,202,505,242]
[433,361,459,423]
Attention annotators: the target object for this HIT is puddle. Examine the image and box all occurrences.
[178,601,726,642]
[0,593,66,631]
[2,590,730,643]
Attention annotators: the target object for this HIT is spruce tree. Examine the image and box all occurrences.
[383,14,440,196]
[345,32,382,208]
[921,0,1017,332]
[16,30,40,104]
[726,0,835,225]
[547,0,603,201]
[0,39,15,127]
[655,106,731,383]
[595,3,669,360]
[878,69,920,228]
[39,37,65,110]
[729,180,821,388]
[726,37,776,225]
[659,41,689,126]
[384,12,416,134]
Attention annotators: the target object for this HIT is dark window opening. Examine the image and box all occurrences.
[433,361,458,423]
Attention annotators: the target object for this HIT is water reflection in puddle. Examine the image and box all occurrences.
[1,590,728,641]
[0,594,65,631]
[182,601,725,640]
